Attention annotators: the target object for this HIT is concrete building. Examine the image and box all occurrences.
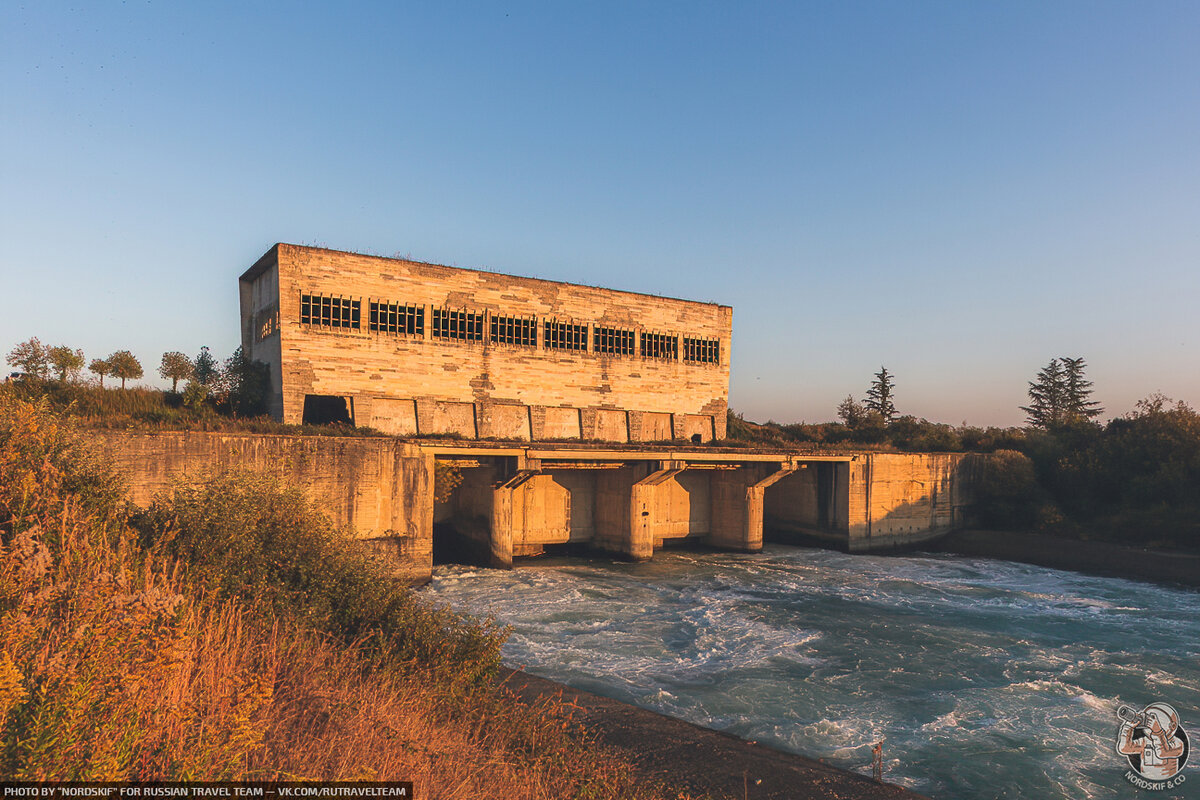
[240,244,732,442]
[207,242,983,580]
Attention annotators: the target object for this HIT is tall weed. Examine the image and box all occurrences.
[131,473,504,686]
[0,397,693,796]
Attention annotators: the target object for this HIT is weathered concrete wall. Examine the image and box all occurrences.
[845,453,970,551]
[762,463,850,544]
[593,465,645,557]
[764,466,822,530]
[97,430,985,582]
[241,244,732,442]
[95,430,434,583]
[239,252,284,420]
[240,244,729,443]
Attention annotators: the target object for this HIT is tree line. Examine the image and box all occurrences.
[727,357,1197,550]
[5,339,269,417]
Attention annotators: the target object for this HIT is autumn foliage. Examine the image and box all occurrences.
[0,397,679,796]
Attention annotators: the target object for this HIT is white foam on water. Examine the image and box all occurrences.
[422,548,1200,799]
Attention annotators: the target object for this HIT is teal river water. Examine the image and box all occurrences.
[420,546,1200,799]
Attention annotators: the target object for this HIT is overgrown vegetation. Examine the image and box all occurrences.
[0,379,381,437]
[8,340,274,428]
[729,356,1200,551]
[1016,395,1200,550]
[724,409,1026,453]
[0,397,689,795]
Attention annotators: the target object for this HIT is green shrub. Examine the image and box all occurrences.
[969,450,1041,529]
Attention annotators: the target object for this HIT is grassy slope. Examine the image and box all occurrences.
[0,395,695,797]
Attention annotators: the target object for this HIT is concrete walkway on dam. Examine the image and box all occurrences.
[501,669,928,800]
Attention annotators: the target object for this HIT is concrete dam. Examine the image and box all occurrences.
[99,430,982,584]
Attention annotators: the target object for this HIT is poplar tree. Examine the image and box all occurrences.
[864,366,897,424]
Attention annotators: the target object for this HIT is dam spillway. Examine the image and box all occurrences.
[98,431,983,583]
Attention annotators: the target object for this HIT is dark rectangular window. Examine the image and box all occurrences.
[683,336,720,364]
[593,326,634,356]
[300,293,360,329]
[490,314,537,346]
[432,307,483,341]
[369,301,424,335]
[544,320,587,351]
[640,331,677,360]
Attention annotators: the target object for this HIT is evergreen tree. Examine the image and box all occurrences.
[193,346,218,386]
[864,366,897,424]
[1060,356,1104,423]
[1022,357,1103,429]
[1021,358,1066,429]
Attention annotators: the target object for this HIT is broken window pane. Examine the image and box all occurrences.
[544,320,587,351]
[593,326,635,356]
[490,314,537,346]
[683,336,719,364]
[432,308,484,341]
[369,301,424,335]
[300,294,360,329]
[640,331,677,360]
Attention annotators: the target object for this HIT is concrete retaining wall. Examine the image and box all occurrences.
[94,430,434,584]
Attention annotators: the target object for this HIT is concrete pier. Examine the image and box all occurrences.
[432,445,977,572]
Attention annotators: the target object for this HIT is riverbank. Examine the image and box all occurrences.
[935,529,1200,589]
[501,669,927,800]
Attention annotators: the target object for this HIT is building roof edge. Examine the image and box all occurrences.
[262,242,732,311]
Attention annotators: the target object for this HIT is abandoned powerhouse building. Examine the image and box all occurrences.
[240,243,731,442]
[181,242,981,578]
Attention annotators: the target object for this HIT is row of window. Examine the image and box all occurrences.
[298,293,721,364]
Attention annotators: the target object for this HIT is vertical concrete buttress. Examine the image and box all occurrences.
[628,467,684,561]
[490,471,538,569]
[709,464,796,552]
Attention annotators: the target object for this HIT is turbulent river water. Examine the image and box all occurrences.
[420,546,1200,799]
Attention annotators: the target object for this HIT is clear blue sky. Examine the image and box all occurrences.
[3,2,1197,427]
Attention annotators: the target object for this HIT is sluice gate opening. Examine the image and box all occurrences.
[428,448,865,569]
[762,462,852,549]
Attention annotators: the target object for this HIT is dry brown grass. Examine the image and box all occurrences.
[0,396,693,798]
